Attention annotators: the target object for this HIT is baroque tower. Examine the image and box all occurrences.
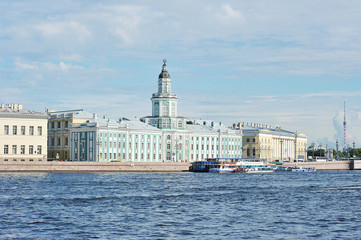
[141,59,186,130]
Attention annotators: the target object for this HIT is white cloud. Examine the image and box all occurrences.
[216,4,245,24]
[36,21,91,42]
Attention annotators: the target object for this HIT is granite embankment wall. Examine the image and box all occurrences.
[0,161,191,172]
[1,160,360,172]
[283,160,354,170]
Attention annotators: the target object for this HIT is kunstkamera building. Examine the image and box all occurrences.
[69,60,243,162]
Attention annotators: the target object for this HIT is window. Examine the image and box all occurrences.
[37,145,42,154]
[29,126,34,135]
[247,138,250,143]
[4,145,8,154]
[65,137,68,146]
[252,138,255,143]
[57,121,61,129]
[13,126,17,135]
[167,144,171,150]
[38,126,42,135]
[51,122,55,129]
[21,126,25,135]
[65,121,69,128]
[4,125,9,135]
[12,145,17,154]
[114,153,116,159]
[57,137,61,146]
[29,145,33,154]
[167,135,171,140]
[21,145,25,154]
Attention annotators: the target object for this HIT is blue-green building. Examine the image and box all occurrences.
[70,60,242,162]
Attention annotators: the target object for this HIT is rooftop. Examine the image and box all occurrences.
[0,103,48,119]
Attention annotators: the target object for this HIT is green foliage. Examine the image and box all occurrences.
[332,148,361,159]
[307,149,325,158]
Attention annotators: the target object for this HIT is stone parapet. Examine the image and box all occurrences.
[284,160,351,170]
[0,161,191,172]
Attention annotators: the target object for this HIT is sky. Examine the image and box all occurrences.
[0,0,361,148]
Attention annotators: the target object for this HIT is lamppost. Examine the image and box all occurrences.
[312,142,315,160]
[336,140,339,160]
[280,139,283,162]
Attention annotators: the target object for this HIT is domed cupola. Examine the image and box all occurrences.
[158,59,171,78]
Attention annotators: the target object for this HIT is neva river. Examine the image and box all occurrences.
[1,171,361,239]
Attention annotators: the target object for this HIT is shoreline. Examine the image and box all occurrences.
[0,161,191,172]
[0,160,359,172]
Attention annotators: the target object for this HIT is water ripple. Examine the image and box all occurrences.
[1,171,361,239]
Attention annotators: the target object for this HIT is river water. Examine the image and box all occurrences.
[1,171,361,239]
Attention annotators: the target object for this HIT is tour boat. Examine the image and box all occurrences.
[245,166,275,173]
[236,159,275,173]
[289,166,316,172]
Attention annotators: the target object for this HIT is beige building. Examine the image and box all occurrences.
[234,122,307,162]
[47,109,93,160]
[0,104,48,163]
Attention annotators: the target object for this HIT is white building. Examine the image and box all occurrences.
[0,104,48,163]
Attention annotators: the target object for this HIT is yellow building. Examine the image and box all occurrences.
[0,104,48,163]
[234,122,307,162]
[47,109,92,161]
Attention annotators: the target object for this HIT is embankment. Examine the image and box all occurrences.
[283,160,352,170]
[0,161,191,172]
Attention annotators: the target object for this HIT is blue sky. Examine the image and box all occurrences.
[1,0,361,148]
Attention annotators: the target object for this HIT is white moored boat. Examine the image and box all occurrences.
[236,159,275,173]
[209,163,238,173]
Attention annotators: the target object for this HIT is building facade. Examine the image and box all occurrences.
[69,60,242,162]
[70,118,242,162]
[234,122,307,162]
[47,109,93,161]
[0,104,48,163]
